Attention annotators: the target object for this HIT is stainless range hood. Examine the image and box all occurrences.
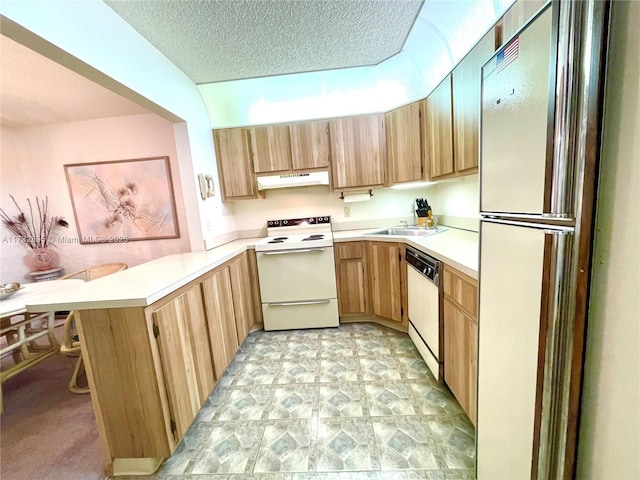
[256,171,330,191]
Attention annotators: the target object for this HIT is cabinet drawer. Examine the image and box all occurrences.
[443,265,478,320]
[337,242,364,260]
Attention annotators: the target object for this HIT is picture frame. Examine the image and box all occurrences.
[64,156,180,244]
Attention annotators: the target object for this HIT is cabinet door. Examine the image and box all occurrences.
[424,76,454,178]
[452,29,497,173]
[330,114,386,189]
[289,120,330,170]
[444,297,468,415]
[337,260,367,315]
[202,267,239,380]
[250,125,292,173]
[213,128,257,201]
[367,241,403,323]
[386,102,423,184]
[152,285,214,440]
[228,252,255,346]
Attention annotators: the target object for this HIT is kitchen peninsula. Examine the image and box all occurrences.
[25,227,477,476]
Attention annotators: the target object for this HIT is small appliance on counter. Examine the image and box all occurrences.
[254,216,339,331]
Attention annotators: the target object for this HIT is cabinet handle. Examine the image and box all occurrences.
[268,300,331,307]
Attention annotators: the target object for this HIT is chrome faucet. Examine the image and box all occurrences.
[412,200,417,227]
[401,220,409,229]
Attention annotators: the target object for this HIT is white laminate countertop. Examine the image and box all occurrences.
[333,227,479,279]
[25,226,478,313]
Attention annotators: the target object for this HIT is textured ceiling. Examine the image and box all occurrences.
[105,0,423,84]
[0,35,149,128]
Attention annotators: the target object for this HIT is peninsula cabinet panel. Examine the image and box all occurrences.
[228,251,255,345]
[213,128,258,201]
[329,114,386,189]
[202,266,239,380]
[386,101,424,184]
[452,28,497,173]
[247,249,264,326]
[424,76,455,179]
[335,242,368,316]
[367,241,404,323]
[289,120,330,170]
[75,308,173,460]
[249,124,292,173]
[151,285,215,440]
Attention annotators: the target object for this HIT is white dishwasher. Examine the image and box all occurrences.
[406,246,443,381]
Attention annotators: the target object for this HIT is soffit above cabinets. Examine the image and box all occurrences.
[0,35,149,128]
[104,0,423,84]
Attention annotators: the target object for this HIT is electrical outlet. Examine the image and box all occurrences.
[344,205,351,218]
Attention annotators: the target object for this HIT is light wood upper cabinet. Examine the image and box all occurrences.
[443,264,478,425]
[424,76,455,178]
[329,114,386,189]
[499,0,548,46]
[452,29,498,173]
[249,124,293,174]
[151,284,215,440]
[335,242,368,316]
[289,120,330,170]
[367,241,405,324]
[201,266,239,380]
[386,101,424,184]
[213,128,258,201]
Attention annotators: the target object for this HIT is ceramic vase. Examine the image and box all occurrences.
[27,247,57,271]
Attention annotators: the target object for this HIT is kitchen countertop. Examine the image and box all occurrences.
[333,226,479,279]
[25,226,478,313]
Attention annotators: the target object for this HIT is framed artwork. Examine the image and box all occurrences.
[64,156,180,244]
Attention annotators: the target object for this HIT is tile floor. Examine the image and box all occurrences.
[135,323,475,480]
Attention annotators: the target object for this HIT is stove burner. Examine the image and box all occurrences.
[268,239,285,244]
[302,234,324,241]
[273,237,288,240]
[307,234,324,238]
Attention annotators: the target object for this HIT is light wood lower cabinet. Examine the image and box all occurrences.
[74,251,258,475]
[151,284,215,440]
[443,264,478,425]
[335,242,368,316]
[367,241,406,325]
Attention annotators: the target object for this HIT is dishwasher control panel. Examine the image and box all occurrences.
[406,247,440,285]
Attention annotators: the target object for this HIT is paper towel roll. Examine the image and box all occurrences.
[342,193,371,203]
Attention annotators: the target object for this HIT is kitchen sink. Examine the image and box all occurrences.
[366,227,446,237]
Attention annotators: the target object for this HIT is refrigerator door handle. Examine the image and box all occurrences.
[481,216,574,234]
[536,228,576,479]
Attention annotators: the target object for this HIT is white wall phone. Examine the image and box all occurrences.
[198,173,215,199]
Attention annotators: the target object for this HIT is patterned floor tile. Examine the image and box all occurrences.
[372,417,441,470]
[365,381,419,416]
[191,421,265,474]
[389,335,422,356]
[319,337,357,357]
[215,385,275,421]
[254,420,316,473]
[426,416,476,469]
[319,383,368,418]
[355,337,392,356]
[411,382,465,415]
[316,418,380,472]
[234,361,282,386]
[397,355,433,380]
[359,356,403,381]
[283,340,321,359]
[319,357,361,383]
[349,323,387,337]
[269,384,319,419]
[278,359,321,384]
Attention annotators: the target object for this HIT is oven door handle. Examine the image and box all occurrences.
[268,300,331,307]
[262,247,326,255]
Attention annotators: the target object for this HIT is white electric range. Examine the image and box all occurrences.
[255,216,339,331]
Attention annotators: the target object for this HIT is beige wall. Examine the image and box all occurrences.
[0,113,192,283]
[577,1,640,477]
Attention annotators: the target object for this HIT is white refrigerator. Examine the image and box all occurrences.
[477,1,610,478]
